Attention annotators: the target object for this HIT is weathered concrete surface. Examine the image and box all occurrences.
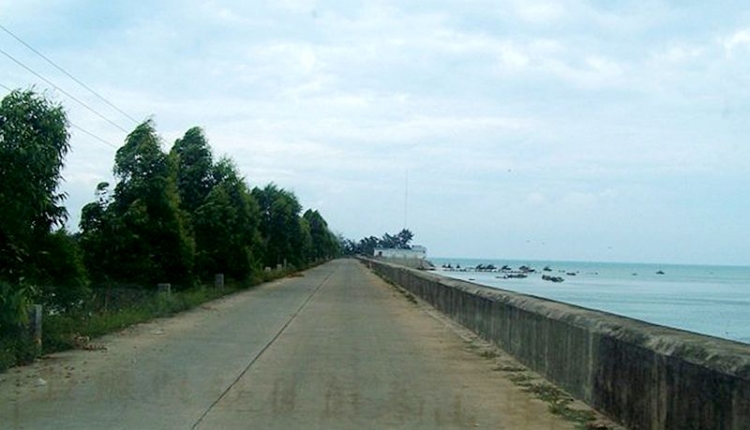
[367,258,750,430]
[1,259,576,429]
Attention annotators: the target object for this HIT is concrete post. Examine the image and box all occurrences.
[157,283,171,296]
[214,273,224,289]
[29,304,42,353]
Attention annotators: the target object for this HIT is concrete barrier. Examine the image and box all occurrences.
[364,258,750,430]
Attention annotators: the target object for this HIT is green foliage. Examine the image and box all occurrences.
[350,229,415,255]
[171,127,214,214]
[78,182,116,282]
[80,121,338,288]
[0,281,33,334]
[0,280,39,372]
[252,184,304,268]
[0,91,344,371]
[0,89,69,279]
[31,229,90,312]
[95,120,195,287]
[380,229,414,249]
[0,89,89,359]
[193,157,261,281]
[0,90,70,223]
[303,209,340,261]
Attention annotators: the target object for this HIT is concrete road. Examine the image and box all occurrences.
[1,259,575,429]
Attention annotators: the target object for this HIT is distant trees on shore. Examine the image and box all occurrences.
[0,89,340,332]
[343,228,415,256]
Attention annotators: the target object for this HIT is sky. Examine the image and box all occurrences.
[1,0,749,265]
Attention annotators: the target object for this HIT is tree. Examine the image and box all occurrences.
[350,228,415,255]
[0,89,70,283]
[339,235,358,256]
[78,182,117,283]
[32,229,90,312]
[252,184,304,268]
[303,209,339,261]
[0,89,90,326]
[395,228,414,249]
[192,157,261,281]
[357,236,381,256]
[103,120,194,287]
[171,127,214,215]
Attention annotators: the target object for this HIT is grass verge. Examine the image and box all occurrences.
[0,264,307,373]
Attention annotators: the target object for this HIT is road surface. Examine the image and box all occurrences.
[1,259,579,429]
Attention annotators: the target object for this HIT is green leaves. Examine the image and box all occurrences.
[253,184,305,268]
[171,127,214,215]
[193,159,260,280]
[352,229,415,255]
[0,89,89,323]
[303,209,339,261]
[81,120,195,287]
[0,89,70,281]
[80,120,340,287]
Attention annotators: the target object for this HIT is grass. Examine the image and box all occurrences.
[478,349,499,359]
[0,265,303,373]
[38,285,239,356]
[502,371,601,430]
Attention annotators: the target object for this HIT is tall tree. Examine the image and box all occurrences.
[106,120,194,286]
[78,182,116,283]
[395,228,414,249]
[303,209,339,261]
[0,89,69,282]
[252,184,304,268]
[192,157,261,281]
[170,127,214,215]
[0,89,88,322]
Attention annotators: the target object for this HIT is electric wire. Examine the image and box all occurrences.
[0,23,138,124]
[70,123,119,149]
[0,46,129,133]
[1,81,118,150]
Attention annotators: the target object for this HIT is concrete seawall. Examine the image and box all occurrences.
[364,258,750,430]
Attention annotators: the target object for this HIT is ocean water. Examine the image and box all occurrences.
[430,258,750,344]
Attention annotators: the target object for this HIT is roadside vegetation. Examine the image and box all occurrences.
[0,89,341,372]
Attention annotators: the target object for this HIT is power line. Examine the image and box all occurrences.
[0,23,138,124]
[1,81,118,150]
[70,123,119,150]
[0,46,130,133]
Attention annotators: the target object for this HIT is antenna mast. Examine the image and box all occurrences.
[403,169,409,229]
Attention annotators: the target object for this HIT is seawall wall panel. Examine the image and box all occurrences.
[364,258,750,430]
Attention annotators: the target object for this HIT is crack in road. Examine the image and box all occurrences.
[191,271,334,429]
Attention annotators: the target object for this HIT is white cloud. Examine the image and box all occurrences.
[511,1,566,23]
[656,45,705,63]
[722,28,750,56]
[2,0,750,264]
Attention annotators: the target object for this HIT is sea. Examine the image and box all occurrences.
[430,257,750,344]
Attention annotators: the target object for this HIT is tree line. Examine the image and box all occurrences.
[341,228,415,256]
[0,89,340,331]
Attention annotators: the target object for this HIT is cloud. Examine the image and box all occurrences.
[656,45,705,63]
[511,1,566,23]
[2,0,749,264]
[722,28,750,56]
